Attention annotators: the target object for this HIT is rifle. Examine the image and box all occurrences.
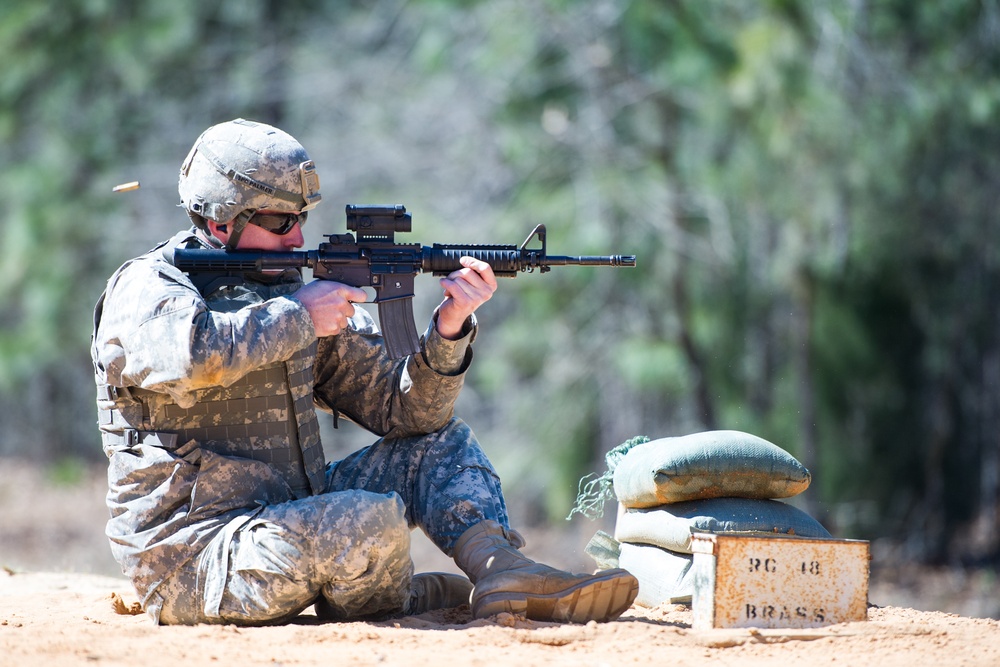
[174,204,636,359]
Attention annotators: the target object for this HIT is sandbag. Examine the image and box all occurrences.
[617,542,695,608]
[613,430,811,507]
[614,497,832,554]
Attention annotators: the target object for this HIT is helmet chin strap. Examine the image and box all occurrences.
[222,209,256,251]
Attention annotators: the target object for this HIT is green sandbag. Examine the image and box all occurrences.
[613,430,811,507]
[614,497,831,554]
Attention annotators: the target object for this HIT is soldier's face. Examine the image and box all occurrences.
[213,212,306,251]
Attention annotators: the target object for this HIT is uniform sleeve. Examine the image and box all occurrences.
[92,257,316,409]
[311,309,477,439]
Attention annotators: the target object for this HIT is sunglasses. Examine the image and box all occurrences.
[249,210,308,235]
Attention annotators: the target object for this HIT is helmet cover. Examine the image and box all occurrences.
[178,118,322,231]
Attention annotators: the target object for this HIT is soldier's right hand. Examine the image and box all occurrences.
[295,281,368,337]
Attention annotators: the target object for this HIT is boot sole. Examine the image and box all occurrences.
[472,569,639,623]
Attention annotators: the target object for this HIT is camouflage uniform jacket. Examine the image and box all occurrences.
[91,228,475,605]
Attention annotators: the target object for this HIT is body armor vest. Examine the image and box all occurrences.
[96,234,326,499]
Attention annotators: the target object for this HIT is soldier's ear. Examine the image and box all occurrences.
[206,219,230,242]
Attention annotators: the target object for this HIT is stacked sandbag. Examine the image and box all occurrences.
[585,430,831,607]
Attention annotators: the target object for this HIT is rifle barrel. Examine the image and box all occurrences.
[546,255,637,267]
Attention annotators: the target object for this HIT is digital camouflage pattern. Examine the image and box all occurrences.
[178,118,322,225]
[155,419,507,625]
[92,228,508,624]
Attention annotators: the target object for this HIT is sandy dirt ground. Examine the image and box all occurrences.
[2,459,999,666]
[2,571,999,667]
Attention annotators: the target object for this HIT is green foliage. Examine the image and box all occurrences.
[2,0,999,560]
[464,0,1000,552]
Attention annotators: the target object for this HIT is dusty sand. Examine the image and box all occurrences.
[2,459,999,666]
[2,570,999,667]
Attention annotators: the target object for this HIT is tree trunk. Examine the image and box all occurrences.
[792,267,819,516]
[673,265,717,430]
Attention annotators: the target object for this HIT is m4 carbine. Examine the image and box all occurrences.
[175,204,636,359]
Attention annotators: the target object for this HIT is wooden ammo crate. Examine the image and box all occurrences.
[690,533,870,630]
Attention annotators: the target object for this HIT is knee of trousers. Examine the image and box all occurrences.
[422,418,494,466]
[309,490,411,582]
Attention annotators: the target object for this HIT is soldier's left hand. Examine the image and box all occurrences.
[436,256,497,339]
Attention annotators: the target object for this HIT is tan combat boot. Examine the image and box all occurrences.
[453,520,638,623]
[315,572,473,620]
[404,572,474,615]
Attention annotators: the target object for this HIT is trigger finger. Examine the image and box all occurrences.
[341,285,368,303]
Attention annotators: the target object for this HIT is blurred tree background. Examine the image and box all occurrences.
[1,0,999,572]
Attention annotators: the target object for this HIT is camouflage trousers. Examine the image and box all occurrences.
[154,418,508,625]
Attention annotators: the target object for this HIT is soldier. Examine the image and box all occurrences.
[91,118,638,626]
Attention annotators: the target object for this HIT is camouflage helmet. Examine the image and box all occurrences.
[178,118,321,247]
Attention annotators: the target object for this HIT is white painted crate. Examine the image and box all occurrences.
[691,533,870,630]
